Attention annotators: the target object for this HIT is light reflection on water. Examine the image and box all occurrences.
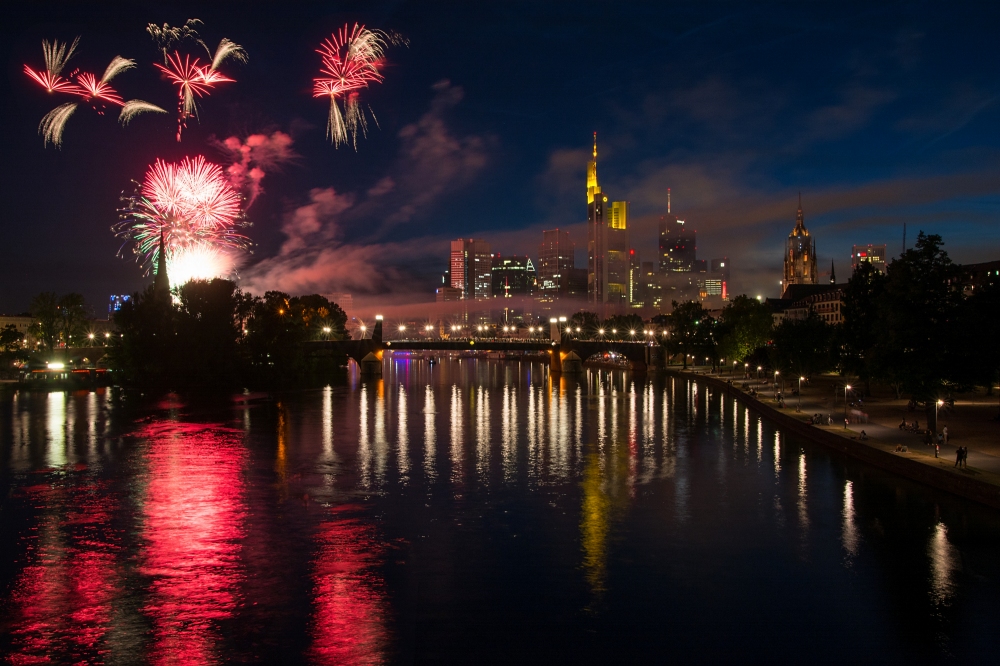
[1,360,999,662]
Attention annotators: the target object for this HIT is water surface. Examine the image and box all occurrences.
[2,357,1000,663]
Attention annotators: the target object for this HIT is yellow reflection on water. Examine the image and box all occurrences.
[450,384,463,485]
[928,521,959,609]
[47,392,66,468]
[423,385,436,482]
[475,386,490,483]
[580,452,611,597]
[398,385,409,483]
[842,480,859,559]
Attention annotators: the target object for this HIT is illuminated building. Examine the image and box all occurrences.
[326,293,353,314]
[710,257,730,281]
[449,238,492,300]
[586,134,630,307]
[783,195,818,287]
[491,254,536,297]
[537,230,573,297]
[851,244,887,274]
[659,190,696,273]
[629,249,642,306]
[108,294,131,314]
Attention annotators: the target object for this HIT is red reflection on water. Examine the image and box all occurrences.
[137,421,246,665]
[8,482,120,664]
[309,505,389,665]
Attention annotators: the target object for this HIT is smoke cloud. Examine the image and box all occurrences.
[241,81,488,300]
[217,131,297,205]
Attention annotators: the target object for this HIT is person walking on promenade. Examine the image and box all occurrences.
[955,447,963,468]
[935,442,939,458]
[943,426,949,445]
[962,446,969,469]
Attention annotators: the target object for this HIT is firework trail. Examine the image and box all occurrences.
[149,20,247,141]
[313,24,405,148]
[115,156,251,286]
[24,38,166,147]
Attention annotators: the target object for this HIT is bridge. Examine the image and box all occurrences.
[307,320,660,375]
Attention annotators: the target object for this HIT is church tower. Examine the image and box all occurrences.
[153,229,171,299]
[783,194,818,288]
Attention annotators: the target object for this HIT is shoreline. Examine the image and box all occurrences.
[667,368,1000,510]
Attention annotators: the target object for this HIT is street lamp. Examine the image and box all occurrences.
[797,376,805,412]
[935,399,944,434]
[598,328,605,337]
[757,365,762,380]
[359,324,367,339]
[844,384,852,427]
[733,360,738,375]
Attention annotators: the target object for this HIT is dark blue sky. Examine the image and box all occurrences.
[3,1,1000,313]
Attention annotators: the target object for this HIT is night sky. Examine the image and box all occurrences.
[3,1,1000,315]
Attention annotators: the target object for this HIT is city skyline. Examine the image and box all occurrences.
[4,3,1000,314]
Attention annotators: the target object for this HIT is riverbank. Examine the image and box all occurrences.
[668,368,1000,510]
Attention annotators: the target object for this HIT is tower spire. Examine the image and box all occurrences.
[830,259,836,284]
[153,228,170,299]
[668,187,671,214]
[593,131,597,159]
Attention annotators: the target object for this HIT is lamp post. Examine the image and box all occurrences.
[935,399,944,435]
[359,324,367,339]
[798,376,805,412]
[844,384,852,427]
[757,365,762,380]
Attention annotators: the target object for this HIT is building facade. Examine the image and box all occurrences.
[659,216,696,273]
[537,230,573,297]
[491,254,536,298]
[783,196,818,287]
[450,239,492,300]
[851,244,887,274]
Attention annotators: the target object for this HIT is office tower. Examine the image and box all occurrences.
[629,249,642,306]
[585,133,630,307]
[710,257,730,281]
[108,294,131,315]
[538,229,574,297]
[851,244,887,274]
[450,239,492,300]
[492,254,536,297]
[783,194,818,287]
[659,191,697,272]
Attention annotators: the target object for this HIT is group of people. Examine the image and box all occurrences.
[807,413,834,426]
[954,446,969,469]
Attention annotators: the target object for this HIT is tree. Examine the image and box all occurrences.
[569,311,600,339]
[956,276,1000,413]
[717,295,773,365]
[58,293,88,346]
[662,300,716,369]
[30,292,60,351]
[601,314,644,339]
[0,324,27,378]
[874,232,961,431]
[769,312,835,378]
[840,261,887,395]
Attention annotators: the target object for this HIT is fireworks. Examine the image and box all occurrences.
[150,20,247,141]
[313,23,404,148]
[115,156,251,287]
[24,38,166,147]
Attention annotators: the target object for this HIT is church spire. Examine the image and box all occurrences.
[830,260,836,284]
[153,229,170,299]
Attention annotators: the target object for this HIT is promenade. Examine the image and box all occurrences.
[673,365,1000,505]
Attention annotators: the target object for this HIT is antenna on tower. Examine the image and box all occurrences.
[667,188,671,214]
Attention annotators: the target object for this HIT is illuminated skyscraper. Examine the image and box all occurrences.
[538,229,574,297]
[659,191,696,272]
[586,134,630,307]
[783,195,818,287]
[851,244,887,274]
[450,239,492,300]
[492,254,536,297]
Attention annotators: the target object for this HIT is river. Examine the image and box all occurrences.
[2,356,999,663]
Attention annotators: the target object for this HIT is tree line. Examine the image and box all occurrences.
[110,278,350,389]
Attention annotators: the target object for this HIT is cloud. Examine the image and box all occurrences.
[241,81,489,298]
[215,131,298,205]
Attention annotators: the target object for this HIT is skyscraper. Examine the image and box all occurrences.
[851,244,887,274]
[783,195,817,287]
[586,134,630,307]
[538,229,574,297]
[659,192,697,272]
[450,239,492,300]
[492,254,536,297]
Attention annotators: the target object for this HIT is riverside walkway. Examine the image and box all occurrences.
[673,367,1000,507]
